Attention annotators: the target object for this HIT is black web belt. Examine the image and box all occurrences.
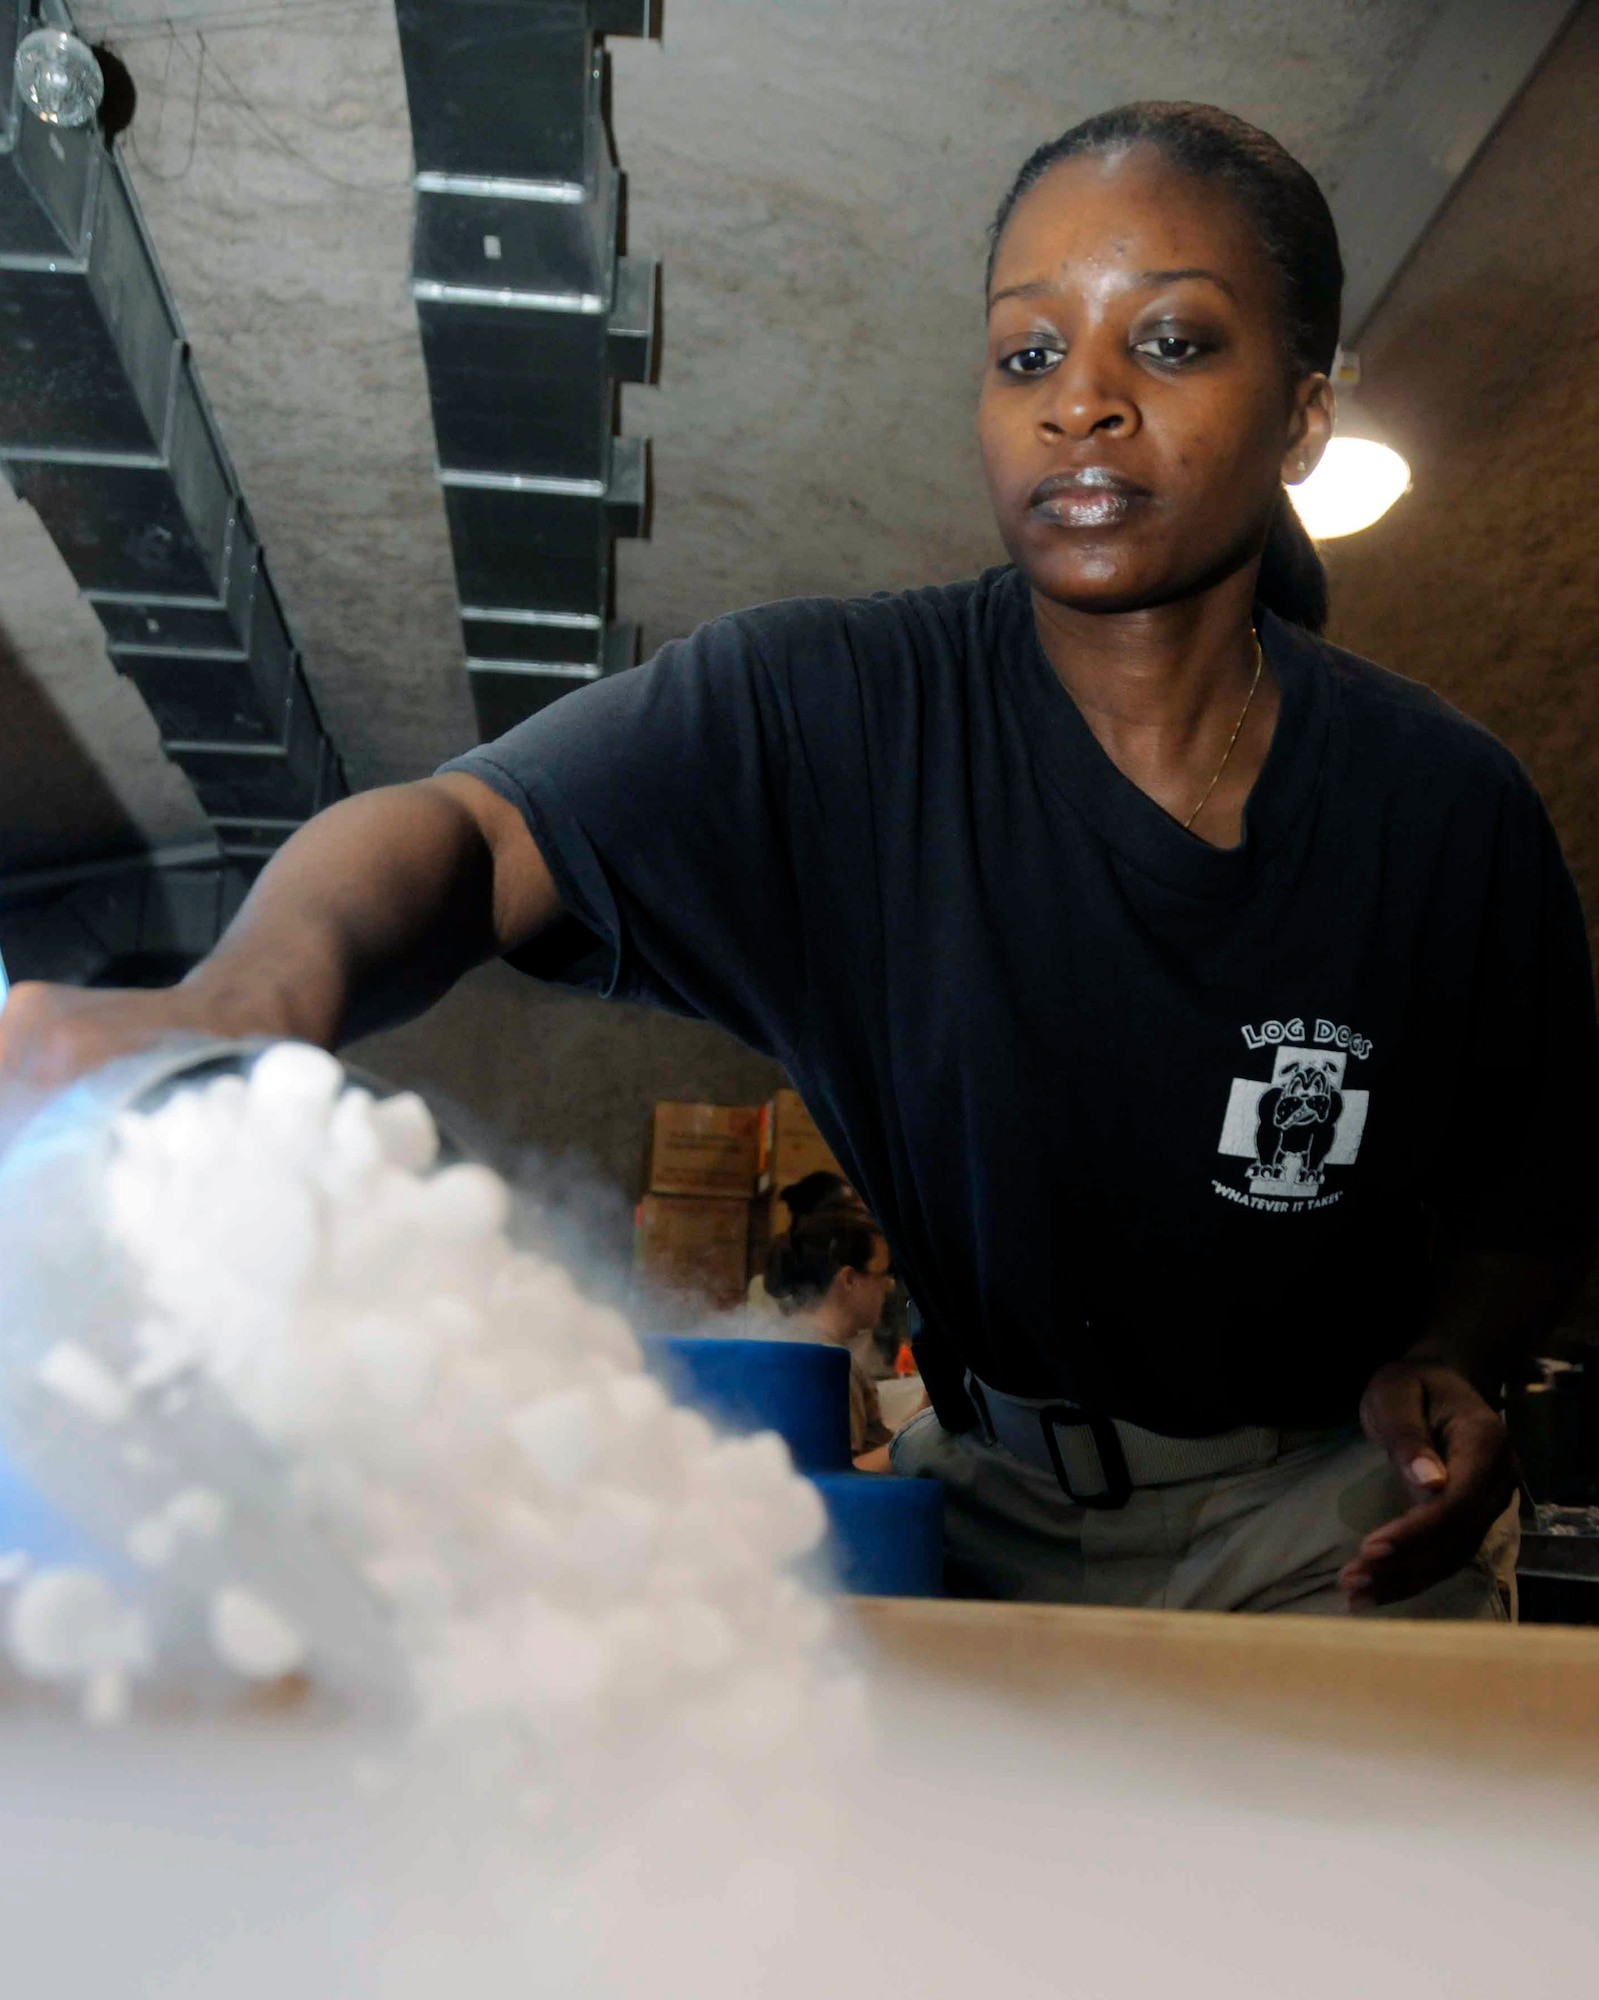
[963,1370,1282,1509]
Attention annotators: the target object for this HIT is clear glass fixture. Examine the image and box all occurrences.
[14,27,104,129]
[1287,435,1412,540]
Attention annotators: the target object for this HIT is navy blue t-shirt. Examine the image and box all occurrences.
[445,565,1598,1435]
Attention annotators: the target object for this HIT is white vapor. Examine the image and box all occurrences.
[0,1044,1593,1998]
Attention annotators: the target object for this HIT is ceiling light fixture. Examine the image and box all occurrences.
[1288,434,1412,539]
[14,26,105,130]
[1286,347,1411,540]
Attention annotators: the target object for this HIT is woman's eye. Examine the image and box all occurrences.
[1001,345,1062,377]
[1135,334,1206,365]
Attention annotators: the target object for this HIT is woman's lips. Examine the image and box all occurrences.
[1028,467,1149,529]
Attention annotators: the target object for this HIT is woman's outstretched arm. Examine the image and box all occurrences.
[0,772,557,1114]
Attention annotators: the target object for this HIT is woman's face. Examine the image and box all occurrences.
[976,143,1332,615]
[837,1240,895,1335]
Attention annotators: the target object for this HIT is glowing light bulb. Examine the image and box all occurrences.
[14,28,104,129]
[1287,435,1411,539]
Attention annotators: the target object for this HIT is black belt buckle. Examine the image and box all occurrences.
[1039,1404,1133,1510]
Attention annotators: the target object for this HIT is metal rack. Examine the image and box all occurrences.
[0,0,347,869]
[394,0,659,740]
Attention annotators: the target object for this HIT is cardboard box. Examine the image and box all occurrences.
[646,1102,760,1199]
[635,1193,752,1309]
[758,1087,844,1210]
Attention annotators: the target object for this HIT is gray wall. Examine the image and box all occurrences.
[349,962,783,1257]
[1325,4,1599,1346]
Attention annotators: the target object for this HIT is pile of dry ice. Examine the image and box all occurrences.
[0,1045,850,1787]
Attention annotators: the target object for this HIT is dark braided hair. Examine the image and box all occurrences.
[986,102,1342,632]
[765,1208,883,1314]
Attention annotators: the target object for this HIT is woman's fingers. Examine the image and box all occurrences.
[1358,1360,1447,1502]
[1345,1359,1517,1607]
[1341,1461,1515,1607]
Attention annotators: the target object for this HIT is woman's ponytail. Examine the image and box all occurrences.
[765,1237,798,1301]
[1255,491,1328,634]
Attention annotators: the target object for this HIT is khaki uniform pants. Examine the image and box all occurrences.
[889,1410,1519,1619]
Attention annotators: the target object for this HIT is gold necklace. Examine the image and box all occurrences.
[1183,634,1264,832]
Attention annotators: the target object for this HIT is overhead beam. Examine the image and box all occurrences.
[393,0,659,741]
[0,0,347,871]
[1331,0,1582,341]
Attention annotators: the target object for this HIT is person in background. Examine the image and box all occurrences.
[746,1170,859,1311]
[765,1210,899,1467]
[761,1170,911,1375]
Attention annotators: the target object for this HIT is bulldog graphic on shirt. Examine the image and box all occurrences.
[1214,1020,1371,1213]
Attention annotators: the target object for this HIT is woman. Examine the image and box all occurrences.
[764,1208,898,1465]
[5,105,1594,1616]
[746,1170,859,1309]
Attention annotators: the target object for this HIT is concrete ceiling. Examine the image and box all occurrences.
[5,0,1590,885]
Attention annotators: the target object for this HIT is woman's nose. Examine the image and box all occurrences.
[1037,349,1138,442]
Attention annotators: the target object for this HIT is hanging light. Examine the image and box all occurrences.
[1288,433,1411,539]
[14,27,105,129]
[1286,352,1410,539]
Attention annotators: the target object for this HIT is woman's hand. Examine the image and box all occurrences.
[1339,1359,1518,1608]
[0,979,224,1088]
[0,979,253,1155]
[0,776,561,1150]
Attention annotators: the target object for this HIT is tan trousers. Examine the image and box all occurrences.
[889,1410,1519,1618]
